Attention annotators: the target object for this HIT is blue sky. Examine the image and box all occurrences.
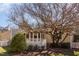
[0,3,13,27]
[0,3,36,28]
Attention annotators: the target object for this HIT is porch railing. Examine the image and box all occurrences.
[70,42,79,49]
[26,39,46,49]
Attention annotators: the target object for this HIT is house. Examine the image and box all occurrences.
[0,26,79,49]
[25,28,71,49]
[0,28,12,46]
[70,25,79,49]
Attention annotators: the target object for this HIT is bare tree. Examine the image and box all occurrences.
[9,3,79,46]
[9,4,32,33]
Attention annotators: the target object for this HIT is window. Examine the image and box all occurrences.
[74,35,79,42]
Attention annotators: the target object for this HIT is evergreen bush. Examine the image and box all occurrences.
[9,33,27,52]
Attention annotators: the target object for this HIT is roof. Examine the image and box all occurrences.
[28,28,52,33]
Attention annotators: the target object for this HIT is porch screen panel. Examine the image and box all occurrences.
[30,32,32,41]
[38,33,40,41]
[74,35,79,42]
[34,33,37,38]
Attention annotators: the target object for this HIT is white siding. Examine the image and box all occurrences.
[0,40,10,47]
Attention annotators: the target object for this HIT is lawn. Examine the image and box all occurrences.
[0,47,6,54]
[0,47,10,56]
[0,47,79,56]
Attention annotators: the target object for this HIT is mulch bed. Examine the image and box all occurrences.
[12,48,75,56]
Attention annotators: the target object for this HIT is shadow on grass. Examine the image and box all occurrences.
[62,49,74,56]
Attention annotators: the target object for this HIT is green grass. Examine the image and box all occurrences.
[49,50,79,56]
[74,51,79,56]
[0,47,10,56]
[49,53,64,56]
[0,47,6,54]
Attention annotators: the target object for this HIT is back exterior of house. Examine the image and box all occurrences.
[0,29,12,46]
[0,27,79,49]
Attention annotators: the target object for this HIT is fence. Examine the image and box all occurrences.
[70,42,79,49]
[26,39,46,49]
[0,40,10,47]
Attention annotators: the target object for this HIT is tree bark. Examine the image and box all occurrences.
[60,33,69,44]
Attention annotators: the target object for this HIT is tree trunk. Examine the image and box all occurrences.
[60,33,69,44]
[51,29,63,47]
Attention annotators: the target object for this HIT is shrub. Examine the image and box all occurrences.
[41,46,45,50]
[9,33,27,52]
[60,43,70,48]
[27,45,33,51]
[34,45,39,50]
[51,43,70,48]
[27,45,40,51]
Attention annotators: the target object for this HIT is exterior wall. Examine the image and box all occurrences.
[0,30,11,40]
[44,34,52,44]
[70,31,79,49]
[0,30,12,46]
[44,33,71,44]
[61,33,70,43]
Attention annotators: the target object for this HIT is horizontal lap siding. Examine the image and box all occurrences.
[44,33,71,44]
[0,31,11,40]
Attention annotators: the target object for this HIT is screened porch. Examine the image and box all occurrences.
[26,32,46,49]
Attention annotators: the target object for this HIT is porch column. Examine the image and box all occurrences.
[70,33,74,49]
[33,33,34,41]
[29,33,31,40]
[37,33,38,41]
[40,33,41,41]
